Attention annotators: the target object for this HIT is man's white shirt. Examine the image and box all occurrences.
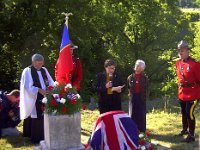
[19,67,54,120]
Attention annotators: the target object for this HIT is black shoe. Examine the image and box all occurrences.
[176,130,189,136]
[182,135,195,143]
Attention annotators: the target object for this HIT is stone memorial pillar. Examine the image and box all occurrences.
[40,112,84,150]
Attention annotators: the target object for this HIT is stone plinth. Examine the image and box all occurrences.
[40,113,84,150]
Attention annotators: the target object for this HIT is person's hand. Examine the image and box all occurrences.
[38,88,46,95]
[105,81,112,88]
[128,92,132,100]
[8,110,14,117]
[111,87,117,92]
[112,85,125,93]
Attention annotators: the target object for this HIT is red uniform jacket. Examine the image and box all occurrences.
[176,57,200,101]
[69,56,82,91]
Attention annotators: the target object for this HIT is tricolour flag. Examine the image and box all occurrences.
[55,23,73,85]
[90,111,139,150]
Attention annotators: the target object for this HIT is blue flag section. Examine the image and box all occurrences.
[55,23,73,85]
[60,24,70,51]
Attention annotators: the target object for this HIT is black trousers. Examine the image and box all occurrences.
[180,100,198,136]
[0,123,2,138]
[130,93,146,133]
[98,95,121,114]
[23,116,44,144]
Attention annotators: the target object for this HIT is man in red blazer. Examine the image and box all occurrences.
[69,42,82,92]
[175,40,200,143]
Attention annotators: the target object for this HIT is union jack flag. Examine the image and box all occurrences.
[67,92,77,100]
[89,111,139,150]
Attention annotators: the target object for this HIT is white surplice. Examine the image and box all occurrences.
[19,67,54,120]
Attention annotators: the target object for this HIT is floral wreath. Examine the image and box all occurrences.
[42,84,86,115]
[138,131,157,150]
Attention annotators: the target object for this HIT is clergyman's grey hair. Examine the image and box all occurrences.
[32,53,44,62]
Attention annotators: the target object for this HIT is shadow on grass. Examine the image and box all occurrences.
[81,128,92,136]
[151,133,199,150]
[170,134,199,150]
[2,136,33,148]
[1,132,33,148]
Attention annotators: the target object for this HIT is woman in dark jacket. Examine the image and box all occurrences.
[127,60,148,132]
[95,59,125,114]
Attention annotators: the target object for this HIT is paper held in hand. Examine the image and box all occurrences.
[112,85,125,92]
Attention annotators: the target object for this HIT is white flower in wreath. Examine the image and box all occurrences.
[152,141,158,146]
[141,146,146,150]
[60,98,66,104]
[76,94,81,99]
[52,110,57,115]
[42,97,48,103]
[139,133,145,138]
[66,84,72,89]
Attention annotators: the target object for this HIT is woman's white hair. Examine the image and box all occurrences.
[134,59,146,70]
[32,53,44,62]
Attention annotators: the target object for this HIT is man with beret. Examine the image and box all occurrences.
[69,42,82,92]
[175,40,200,143]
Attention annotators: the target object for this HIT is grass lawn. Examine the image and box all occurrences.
[0,98,200,150]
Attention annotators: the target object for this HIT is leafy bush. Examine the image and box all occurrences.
[186,12,200,22]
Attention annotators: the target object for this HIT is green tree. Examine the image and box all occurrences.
[0,0,193,100]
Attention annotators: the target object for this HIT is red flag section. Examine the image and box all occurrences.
[55,23,73,85]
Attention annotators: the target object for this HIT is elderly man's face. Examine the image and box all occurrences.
[32,60,44,70]
[178,48,189,60]
[13,96,20,103]
[70,48,74,54]
[134,65,144,74]
[9,96,20,103]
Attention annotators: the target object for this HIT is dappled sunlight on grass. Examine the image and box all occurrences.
[81,109,99,144]
[146,98,200,149]
[1,98,200,149]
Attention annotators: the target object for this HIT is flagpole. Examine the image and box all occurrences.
[62,12,73,27]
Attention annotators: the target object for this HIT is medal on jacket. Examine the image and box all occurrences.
[186,64,190,72]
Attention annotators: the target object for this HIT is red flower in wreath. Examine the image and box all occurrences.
[146,131,151,137]
[61,107,67,113]
[71,99,76,105]
[50,99,57,106]
[59,89,66,95]
[139,139,145,145]
[82,104,87,110]
[59,89,66,99]
[64,88,69,93]
[48,86,54,91]
[41,105,45,112]
[149,145,153,150]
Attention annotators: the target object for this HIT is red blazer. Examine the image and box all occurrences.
[70,56,82,91]
[176,57,200,101]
